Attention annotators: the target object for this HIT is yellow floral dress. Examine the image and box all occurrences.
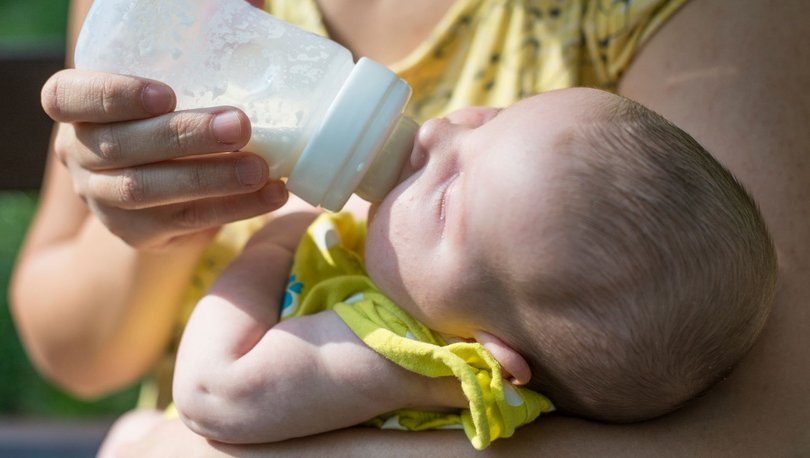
[139,0,688,410]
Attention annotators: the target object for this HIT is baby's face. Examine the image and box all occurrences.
[365,88,612,336]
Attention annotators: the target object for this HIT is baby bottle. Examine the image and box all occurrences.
[74,0,417,210]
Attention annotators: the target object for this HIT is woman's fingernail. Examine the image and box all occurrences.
[211,111,244,144]
[235,157,266,187]
[142,84,175,114]
[260,181,288,205]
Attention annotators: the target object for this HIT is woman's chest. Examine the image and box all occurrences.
[314,0,457,64]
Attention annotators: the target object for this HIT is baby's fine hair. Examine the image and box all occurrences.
[513,96,777,422]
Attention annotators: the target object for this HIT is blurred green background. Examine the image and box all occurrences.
[0,0,139,419]
[0,0,69,51]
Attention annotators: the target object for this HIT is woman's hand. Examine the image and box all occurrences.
[41,69,289,249]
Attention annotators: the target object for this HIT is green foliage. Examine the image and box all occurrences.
[0,192,138,417]
[0,0,70,50]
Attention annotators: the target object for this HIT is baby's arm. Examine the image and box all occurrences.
[173,213,466,444]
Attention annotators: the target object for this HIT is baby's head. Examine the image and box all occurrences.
[365,88,776,422]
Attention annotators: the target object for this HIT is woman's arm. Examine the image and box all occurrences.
[9,0,206,398]
[617,0,810,450]
[10,145,216,398]
[9,0,287,398]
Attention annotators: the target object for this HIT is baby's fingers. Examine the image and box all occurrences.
[41,69,175,123]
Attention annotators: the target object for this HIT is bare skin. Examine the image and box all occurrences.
[316,0,457,64]
[12,0,809,456]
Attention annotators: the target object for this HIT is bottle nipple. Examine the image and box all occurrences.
[284,58,415,211]
[355,116,419,203]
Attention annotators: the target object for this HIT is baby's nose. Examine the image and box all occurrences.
[412,117,457,167]
[416,117,450,149]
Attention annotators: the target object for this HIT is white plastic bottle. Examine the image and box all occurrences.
[74,0,418,210]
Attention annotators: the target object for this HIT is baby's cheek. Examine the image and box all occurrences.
[365,224,403,298]
[365,231,425,318]
[366,253,414,315]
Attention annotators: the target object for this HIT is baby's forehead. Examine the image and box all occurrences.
[488,93,614,165]
[511,88,619,119]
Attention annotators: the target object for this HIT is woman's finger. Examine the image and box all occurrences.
[83,152,271,210]
[72,108,250,169]
[95,182,289,249]
[41,69,176,123]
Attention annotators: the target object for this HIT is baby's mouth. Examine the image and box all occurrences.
[392,141,428,189]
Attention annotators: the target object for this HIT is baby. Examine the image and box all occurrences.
[171,88,777,449]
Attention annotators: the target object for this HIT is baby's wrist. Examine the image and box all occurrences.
[405,374,467,411]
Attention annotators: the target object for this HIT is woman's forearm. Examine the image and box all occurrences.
[131,399,797,458]
[11,154,210,397]
[11,217,208,397]
[617,0,810,452]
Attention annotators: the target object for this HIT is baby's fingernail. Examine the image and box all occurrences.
[212,111,244,144]
[235,157,267,187]
[260,181,288,205]
[142,83,174,114]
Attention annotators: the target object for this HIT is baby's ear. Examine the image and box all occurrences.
[474,330,531,385]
